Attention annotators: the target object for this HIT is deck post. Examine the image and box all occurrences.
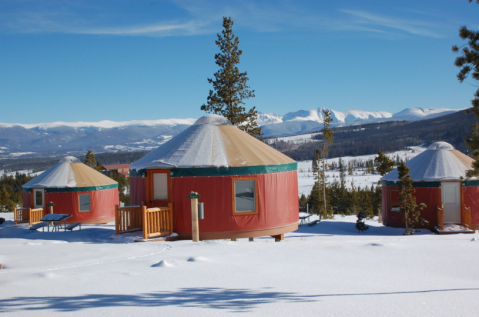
[142,205,148,240]
[190,192,199,242]
[115,205,119,235]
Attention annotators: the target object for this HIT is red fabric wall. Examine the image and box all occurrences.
[24,188,118,223]
[463,186,479,225]
[172,170,299,234]
[23,192,31,208]
[130,176,147,206]
[382,185,440,228]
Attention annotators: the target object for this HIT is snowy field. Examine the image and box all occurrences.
[297,146,426,195]
[1,213,479,316]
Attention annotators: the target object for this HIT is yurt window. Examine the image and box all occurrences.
[233,178,257,214]
[153,173,168,200]
[390,190,400,212]
[33,189,44,208]
[79,194,91,212]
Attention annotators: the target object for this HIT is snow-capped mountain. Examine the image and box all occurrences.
[0,107,461,158]
[259,107,461,136]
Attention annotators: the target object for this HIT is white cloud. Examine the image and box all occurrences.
[0,0,448,39]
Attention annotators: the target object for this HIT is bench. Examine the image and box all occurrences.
[308,219,320,227]
[299,214,313,226]
[29,222,49,231]
[65,222,81,231]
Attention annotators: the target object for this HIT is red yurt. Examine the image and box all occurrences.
[129,114,299,240]
[22,156,119,224]
[381,141,478,230]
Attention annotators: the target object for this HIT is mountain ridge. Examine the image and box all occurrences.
[0,107,462,159]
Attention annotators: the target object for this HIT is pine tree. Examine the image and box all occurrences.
[201,17,262,139]
[397,162,428,235]
[452,1,479,174]
[339,158,346,189]
[316,109,334,218]
[84,150,103,172]
[375,151,395,176]
[355,209,370,233]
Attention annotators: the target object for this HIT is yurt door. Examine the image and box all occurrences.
[33,189,44,209]
[148,170,171,208]
[441,182,461,223]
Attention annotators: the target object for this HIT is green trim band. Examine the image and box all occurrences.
[381,180,441,188]
[462,180,479,187]
[383,179,479,188]
[130,162,297,177]
[22,184,118,193]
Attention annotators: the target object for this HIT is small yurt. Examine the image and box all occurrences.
[22,156,119,224]
[381,141,479,230]
[130,114,299,240]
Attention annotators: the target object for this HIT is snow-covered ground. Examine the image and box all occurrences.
[1,213,479,316]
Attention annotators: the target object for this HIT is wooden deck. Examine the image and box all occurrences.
[434,223,475,234]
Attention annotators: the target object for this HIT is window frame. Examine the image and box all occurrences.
[78,193,92,213]
[232,177,258,216]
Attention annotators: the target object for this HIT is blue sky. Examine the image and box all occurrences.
[1,0,478,124]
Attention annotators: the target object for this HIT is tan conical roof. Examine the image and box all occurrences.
[23,156,117,189]
[130,114,295,171]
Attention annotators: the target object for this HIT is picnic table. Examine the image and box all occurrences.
[29,214,72,232]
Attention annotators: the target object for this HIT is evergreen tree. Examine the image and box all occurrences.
[201,17,262,139]
[355,209,370,233]
[339,159,346,189]
[359,190,373,219]
[109,171,130,206]
[375,151,395,176]
[397,162,428,235]
[465,121,479,176]
[452,1,479,174]
[317,109,334,218]
[84,150,103,172]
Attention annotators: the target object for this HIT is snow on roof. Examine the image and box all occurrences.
[382,142,474,182]
[130,115,295,171]
[23,157,117,189]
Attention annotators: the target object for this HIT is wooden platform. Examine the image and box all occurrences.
[434,224,475,234]
[134,233,179,242]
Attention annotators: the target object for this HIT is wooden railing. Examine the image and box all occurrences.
[30,208,45,225]
[14,207,30,225]
[14,207,45,225]
[463,206,472,229]
[115,205,144,235]
[437,204,444,231]
[143,203,173,240]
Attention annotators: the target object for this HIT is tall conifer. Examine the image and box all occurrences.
[201,17,262,139]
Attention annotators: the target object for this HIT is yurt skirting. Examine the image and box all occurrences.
[381,142,479,230]
[129,114,299,240]
[22,157,119,224]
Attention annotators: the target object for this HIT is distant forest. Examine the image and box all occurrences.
[269,109,475,161]
[0,151,147,173]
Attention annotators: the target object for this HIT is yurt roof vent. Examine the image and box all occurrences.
[194,114,232,126]
[427,142,454,151]
[60,156,81,163]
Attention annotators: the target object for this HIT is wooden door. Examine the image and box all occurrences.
[442,182,461,223]
[147,170,172,208]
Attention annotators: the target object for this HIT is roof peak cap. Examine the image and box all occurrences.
[60,156,81,163]
[427,141,454,151]
[194,114,232,126]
